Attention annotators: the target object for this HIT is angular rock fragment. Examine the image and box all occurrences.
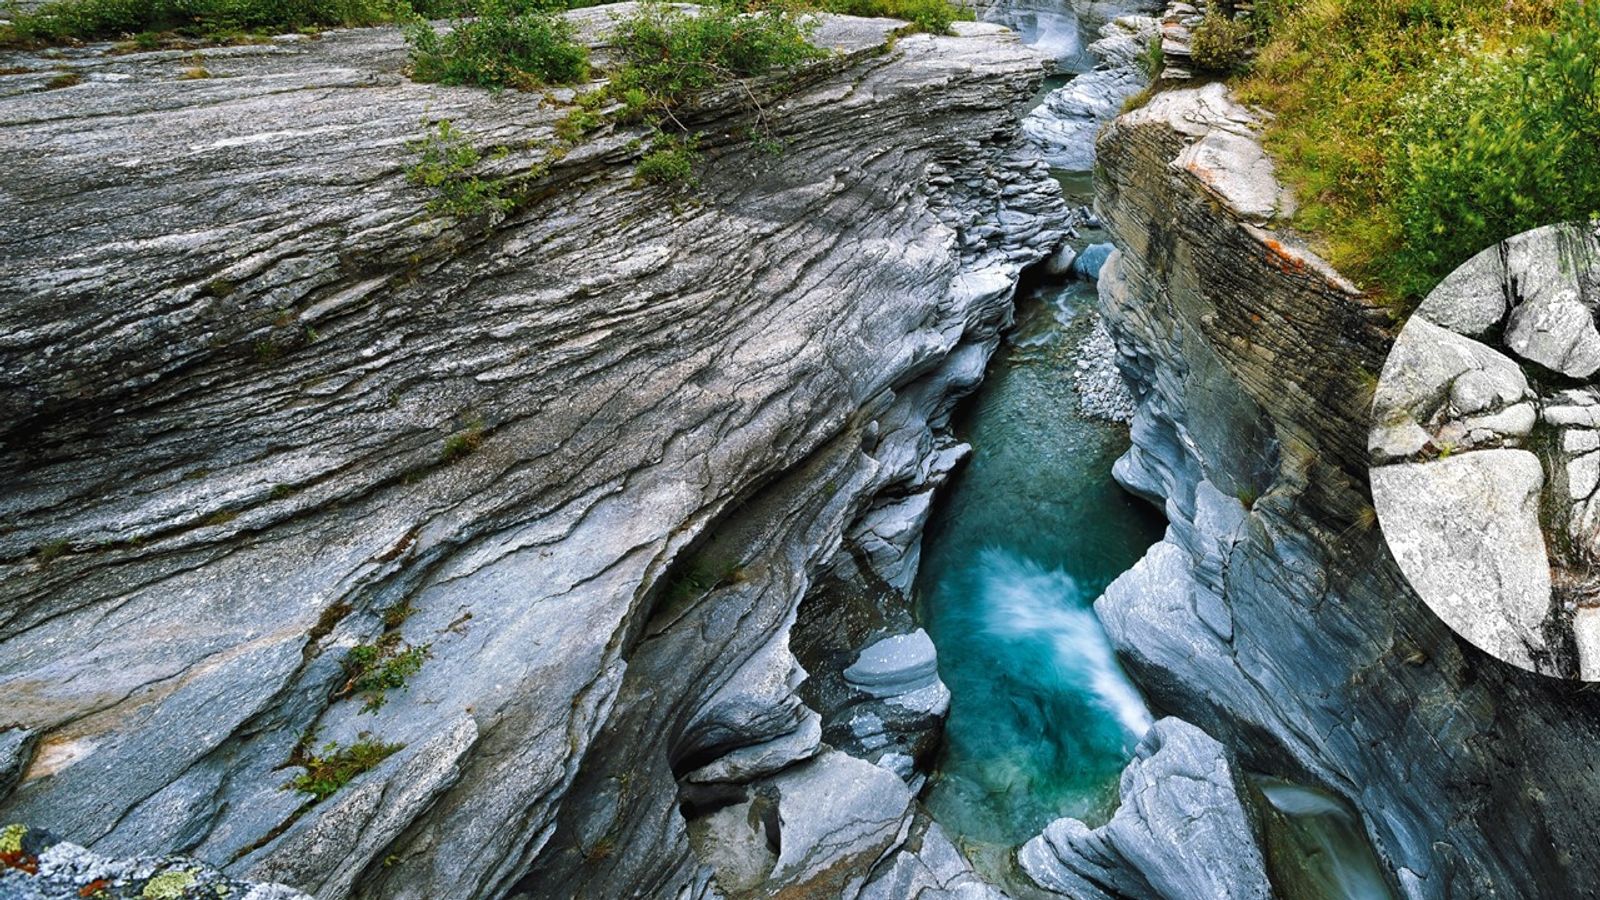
[1505,289,1600,379]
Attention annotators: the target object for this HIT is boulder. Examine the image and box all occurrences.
[1505,288,1600,378]
[1018,718,1272,900]
[1370,316,1533,462]
[1370,450,1552,672]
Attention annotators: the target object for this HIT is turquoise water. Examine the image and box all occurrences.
[916,273,1166,853]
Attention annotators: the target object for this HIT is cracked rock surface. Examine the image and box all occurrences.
[0,11,1069,898]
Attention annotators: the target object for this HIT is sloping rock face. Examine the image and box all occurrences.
[0,14,1068,899]
[1090,82,1600,897]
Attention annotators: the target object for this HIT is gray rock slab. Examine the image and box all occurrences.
[844,629,941,698]
[1371,450,1551,672]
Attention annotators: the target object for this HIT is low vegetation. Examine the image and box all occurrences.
[635,133,700,186]
[288,734,403,801]
[607,0,823,110]
[1188,10,1251,73]
[819,0,971,35]
[342,634,431,712]
[440,419,486,460]
[1237,0,1598,305]
[406,121,516,219]
[403,0,588,89]
[0,0,397,45]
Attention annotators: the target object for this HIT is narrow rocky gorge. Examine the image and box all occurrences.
[1060,81,1600,897]
[6,0,1600,896]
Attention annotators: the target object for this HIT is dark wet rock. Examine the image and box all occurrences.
[1073,242,1117,279]
[1091,82,1600,897]
[1019,718,1272,900]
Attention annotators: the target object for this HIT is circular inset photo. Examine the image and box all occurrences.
[1370,221,1600,680]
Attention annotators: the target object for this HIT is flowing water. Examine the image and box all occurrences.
[911,7,1397,892]
[1257,779,1397,900]
[914,265,1166,858]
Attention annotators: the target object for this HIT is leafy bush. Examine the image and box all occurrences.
[404,0,587,89]
[1384,24,1600,297]
[406,121,514,219]
[1238,0,1580,302]
[608,0,822,110]
[1188,12,1251,73]
[635,133,699,186]
[819,0,972,35]
[2,0,395,45]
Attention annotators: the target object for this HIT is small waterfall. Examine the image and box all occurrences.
[974,548,1153,741]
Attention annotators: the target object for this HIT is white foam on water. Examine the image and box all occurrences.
[972,547,1154,741]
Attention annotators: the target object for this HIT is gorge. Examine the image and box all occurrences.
[3,0,1600,898]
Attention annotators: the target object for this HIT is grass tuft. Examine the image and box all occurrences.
[288,735,403,801]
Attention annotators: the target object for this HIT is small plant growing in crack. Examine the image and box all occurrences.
[287,732,403,801]
[340,633,432,713]
[406,120,517,221]
[440,420,485,463]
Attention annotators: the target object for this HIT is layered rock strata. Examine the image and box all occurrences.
[0,12,1068,898]
[1079,80,1600,897]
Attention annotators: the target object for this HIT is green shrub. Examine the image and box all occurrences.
[608,0,822,110]
[820,0,972,35]
[406,121,514,219]
[343,635,431,712]
[635,133,699,186]
[1388,1,1599,297]
[2,0,394,45]
[1238,0,1578,302]
[289,736,403,801]
[1188,12,1252,73]
[403,0,587,89]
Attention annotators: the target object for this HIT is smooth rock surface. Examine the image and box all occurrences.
[844,629,941,698]
[1371,452,1552,672]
